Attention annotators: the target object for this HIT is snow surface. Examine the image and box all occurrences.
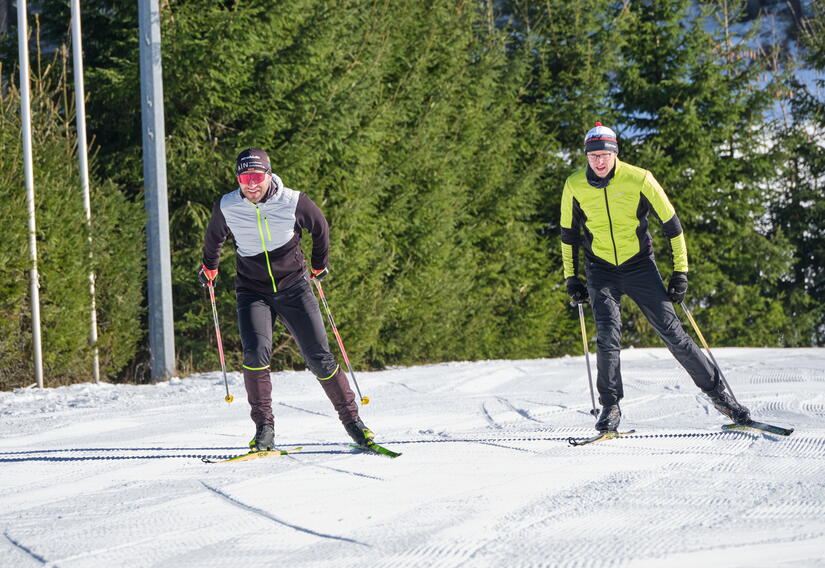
[2,347,825,567]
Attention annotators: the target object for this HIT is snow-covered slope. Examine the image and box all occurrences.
[2,348,824,567]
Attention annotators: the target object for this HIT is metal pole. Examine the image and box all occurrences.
[576,303,599,417]
[17,0,44,388]
[679,302,741,405]
[70,0,100,383]
[138,0,175,381]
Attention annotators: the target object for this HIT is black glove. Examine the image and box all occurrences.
[566,276,588,304]
[198,264,218,287]
[667,271,688,303]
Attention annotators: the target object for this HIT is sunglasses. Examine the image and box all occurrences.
[238,171,267,185]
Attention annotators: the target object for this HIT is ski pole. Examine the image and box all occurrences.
[311,278,369,405]
[575,302,599,417]
[679,302,740,405]
[207,281,234,404]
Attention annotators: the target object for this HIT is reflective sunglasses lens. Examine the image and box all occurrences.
[239,172,265,185]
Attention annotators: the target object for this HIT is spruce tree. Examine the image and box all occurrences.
[610,0,796,346]
[769,0,825,344]
[0,51,144,389]
[21,0,554,373]
[501,0,628,356]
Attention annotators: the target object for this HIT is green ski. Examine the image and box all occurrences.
[722,420,793,436]
[350,442,402,458]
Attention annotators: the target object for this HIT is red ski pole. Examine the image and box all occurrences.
[207,281,234,404]
[311,278,369,405]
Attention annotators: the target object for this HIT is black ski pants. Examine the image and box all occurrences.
[236,277,358,426]
[585,256,719,407]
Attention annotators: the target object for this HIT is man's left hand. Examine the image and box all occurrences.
[310,267,329,281]
[668,271,688,304]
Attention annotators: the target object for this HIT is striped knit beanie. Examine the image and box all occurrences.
[584,122,619,154]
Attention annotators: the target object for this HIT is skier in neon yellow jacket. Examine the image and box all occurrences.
[560,123,750,431]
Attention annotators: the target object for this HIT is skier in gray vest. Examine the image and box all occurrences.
[199,148,373,451]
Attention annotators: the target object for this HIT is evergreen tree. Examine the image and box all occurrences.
[13,0,554,375]
[610,0,796,346]
[0,50,144,389]
[769,0,825,344]
[163,0,553,370]
[2,0,820,389]
[501,0,631,355]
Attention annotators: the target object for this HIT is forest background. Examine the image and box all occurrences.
[0,0,822,390]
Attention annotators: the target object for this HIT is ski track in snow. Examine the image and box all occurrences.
[199,481,369,547]
[1,348,825,567]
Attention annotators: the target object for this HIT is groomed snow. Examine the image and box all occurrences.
[1,347,824,567]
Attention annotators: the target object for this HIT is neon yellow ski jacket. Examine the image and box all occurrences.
[560,158,687,279]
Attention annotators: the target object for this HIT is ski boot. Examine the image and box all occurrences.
[344,419,375,447]
[708,386,750,425]
[595,404,621,432]
[249,423,275,452]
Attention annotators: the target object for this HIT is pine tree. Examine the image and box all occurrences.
[0,49,144,389]
[769,0,825,344]
[609,0,796,346]
[21,0,555,373]
[500,0,630,355]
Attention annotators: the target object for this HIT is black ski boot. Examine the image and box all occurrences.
[249,423,275,451]
[595,404,621,432]
[708,386,750,425]
[344,419,375,447]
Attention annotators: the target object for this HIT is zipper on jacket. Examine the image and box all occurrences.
[254,205,278,293]
[602,188,619,265]
[263,213,272,241]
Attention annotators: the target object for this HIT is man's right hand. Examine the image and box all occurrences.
[198,265,218,287]
[309,267,329,281]
[667,271,688,304]
[566,276,589,304]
